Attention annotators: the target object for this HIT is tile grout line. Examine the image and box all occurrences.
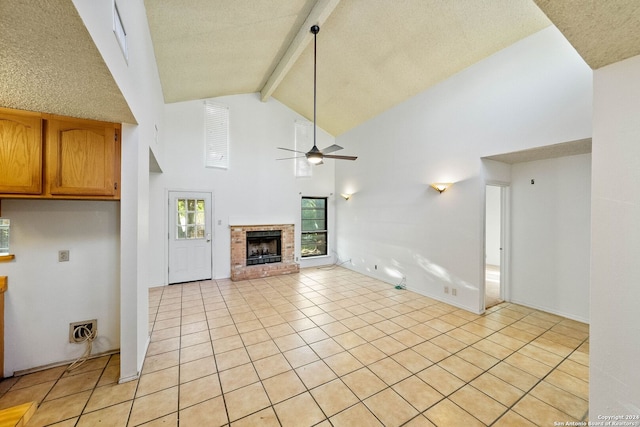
[219,277,581,426]
[5,269,589,426]
[214,278,278,426]
[489,334,591,426]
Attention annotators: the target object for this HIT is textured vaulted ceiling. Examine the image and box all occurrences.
[1,1,640,134]
[146,0,553,135]
[533,0,640,69]
[0,1,135,124]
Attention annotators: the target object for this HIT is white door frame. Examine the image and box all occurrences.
[499,185,510,302]
[167,190,214,284]
[482,183,510,311]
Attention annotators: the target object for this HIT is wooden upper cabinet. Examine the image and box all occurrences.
[0,108,120,200]
[46,117,120,198]
[0,109,43,194]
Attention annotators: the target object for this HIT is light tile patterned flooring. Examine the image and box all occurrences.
[0,267,589,426]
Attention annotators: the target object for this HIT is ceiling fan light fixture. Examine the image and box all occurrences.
[307,152,323,164]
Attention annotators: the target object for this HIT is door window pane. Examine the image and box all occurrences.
[176,198,206,240]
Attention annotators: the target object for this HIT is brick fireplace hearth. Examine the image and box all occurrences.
[230,224,299,281]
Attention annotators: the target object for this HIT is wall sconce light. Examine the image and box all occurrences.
[430,183,453,194]
[340,193,351,200]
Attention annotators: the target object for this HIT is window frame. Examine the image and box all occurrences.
[301,196,328,258]
[204,101,229,169]
[113,1,128,61]
[175,197,206,240]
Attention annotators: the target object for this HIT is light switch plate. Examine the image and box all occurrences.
[58,250,70,262]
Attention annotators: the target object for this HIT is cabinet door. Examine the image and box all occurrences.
[0,110,43,194]
[47,119,119,197]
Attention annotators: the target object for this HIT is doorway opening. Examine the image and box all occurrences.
[485,184,506,309]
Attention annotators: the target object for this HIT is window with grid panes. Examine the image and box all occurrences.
[301,197,327,257]
[176,198,205,239]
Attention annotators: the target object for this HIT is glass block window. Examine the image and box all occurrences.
[205,101,229,169]
[301,197,327,257]
[176,198,205,239]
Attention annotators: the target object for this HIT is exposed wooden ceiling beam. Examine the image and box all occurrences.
[260,0,340,102]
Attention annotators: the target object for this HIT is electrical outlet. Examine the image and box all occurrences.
[58,250,70,262]
[452,288,457,296]
[69,319,97,343]
[444,286,449,294]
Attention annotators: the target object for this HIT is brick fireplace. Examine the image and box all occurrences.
[230,224,299,281]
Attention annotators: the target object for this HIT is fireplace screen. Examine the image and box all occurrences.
[246,230,282,265]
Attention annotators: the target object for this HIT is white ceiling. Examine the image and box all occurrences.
[1,1,640,137]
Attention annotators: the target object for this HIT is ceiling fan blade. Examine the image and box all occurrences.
[320,144,343,154]
[277,147,306,154]
[323,154,358,161]
[276,156,305,160]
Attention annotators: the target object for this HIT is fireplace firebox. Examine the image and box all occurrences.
[246,230,281,265]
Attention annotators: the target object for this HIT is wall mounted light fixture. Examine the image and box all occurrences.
[430,183,453,194]
[340,193,351,200]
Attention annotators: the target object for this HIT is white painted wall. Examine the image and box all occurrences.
[1,200,120,376]
[149,94,338,283]
[73,0,165,166]
[485,185,501,266]
[72,0,164,380]
[335,26,592,313]
[590,54,640,416]
[510,154,591,322]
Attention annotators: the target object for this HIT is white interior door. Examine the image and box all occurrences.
[168,191,212,284]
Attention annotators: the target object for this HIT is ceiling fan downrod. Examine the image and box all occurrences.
[308,25,322,164]
[275,25,356,164]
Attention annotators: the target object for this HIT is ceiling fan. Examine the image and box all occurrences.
[277,25,357,165]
